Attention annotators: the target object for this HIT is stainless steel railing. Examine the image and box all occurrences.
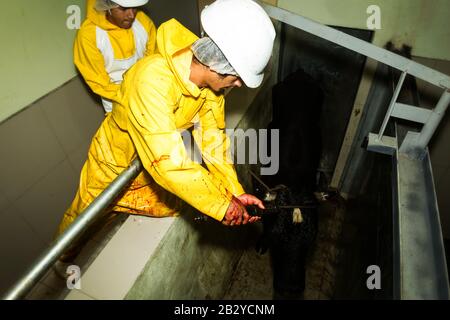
[2,158,143,300]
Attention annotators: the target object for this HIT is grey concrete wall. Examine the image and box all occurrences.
[340,62,393,197]
[125,208,260,299]
[0,76,104,295]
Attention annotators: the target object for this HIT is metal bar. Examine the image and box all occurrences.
[367,132,397,156]
[2,158,143,300]
[248,169,272,192]
[395,150,449,299]
[416,90,450,149]
[258,2,450,89]
[378,71,407,139]
[391,103,432,124]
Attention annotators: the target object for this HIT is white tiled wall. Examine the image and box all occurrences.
[0,207,47,294]
[15,160,78,244]
[0,76,104,295]
[0,192,10,213]
[0,104,67,202]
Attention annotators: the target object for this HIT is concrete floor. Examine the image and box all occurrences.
[223,237,274,300]
[223,194,348,300]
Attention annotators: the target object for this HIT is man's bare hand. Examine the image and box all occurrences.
[237,193,265,224]
[222,196,245,226]
[222,194,265,226]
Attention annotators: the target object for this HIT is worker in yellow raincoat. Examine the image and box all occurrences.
[56,0,276,264]
[75,0,157,113]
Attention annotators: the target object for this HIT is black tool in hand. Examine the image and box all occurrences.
[194,206,271,222]
[246,205,273,217]
[246,204,317,217]
[194,203,317,222]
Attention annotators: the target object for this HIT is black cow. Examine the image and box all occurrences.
[256,68,323,299]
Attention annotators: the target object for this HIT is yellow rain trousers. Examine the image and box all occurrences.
[74,0,157,105]
[57,19,245,236]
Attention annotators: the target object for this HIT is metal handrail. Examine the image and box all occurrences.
[2,158,143,300]
[259,1,450,159]
[258,2,450,89]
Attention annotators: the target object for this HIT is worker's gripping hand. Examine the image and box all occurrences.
[222,194,265,226]
[238,193,265,224]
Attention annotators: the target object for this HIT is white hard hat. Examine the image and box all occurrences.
[201,0,276,88]
[112,0,149,7]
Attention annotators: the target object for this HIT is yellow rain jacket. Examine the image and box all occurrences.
[74,0,157,106]
[58,19,245,234]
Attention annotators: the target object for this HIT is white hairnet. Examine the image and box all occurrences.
[95,0,119,11]
[191,37,238,76]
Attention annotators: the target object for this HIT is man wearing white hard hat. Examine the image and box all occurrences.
[56,0,276,265]
[74,0,157,113]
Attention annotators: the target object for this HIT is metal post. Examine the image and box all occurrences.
[2,158,143,300]
[378,71,408,140]
[416,90,450,150]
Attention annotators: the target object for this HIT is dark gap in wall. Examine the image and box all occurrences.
[278,23,373,187]
[333,151,394,299]
[142,0,200,36]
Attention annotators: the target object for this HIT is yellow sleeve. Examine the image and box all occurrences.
[193,92,246,197]
[73,26,121,103]
[136,12,157,56]
[126,62,233,221]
